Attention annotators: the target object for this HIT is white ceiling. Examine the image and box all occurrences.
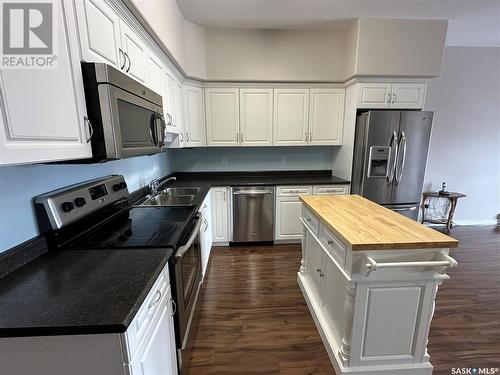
[177,0,500,47]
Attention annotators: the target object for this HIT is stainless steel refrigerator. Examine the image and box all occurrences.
[351,111,433,220]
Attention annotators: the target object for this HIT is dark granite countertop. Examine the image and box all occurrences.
[0,247,173,337]
[169,170,350,188]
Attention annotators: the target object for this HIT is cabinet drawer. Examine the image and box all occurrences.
[277,185,313,197]
[319,224,346,267]
[302,207,319,235]
[313,185,348,195]
[123,264,170,362]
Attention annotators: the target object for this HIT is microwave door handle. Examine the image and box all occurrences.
[175,216,202,260]
[149,113,158,145]
[156,113,166,147]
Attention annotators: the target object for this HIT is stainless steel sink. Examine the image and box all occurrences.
[161,187,200,196]
[140,194,195,207]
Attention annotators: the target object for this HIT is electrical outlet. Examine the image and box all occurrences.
[153,161,160,173]
[281,156,287,165]
[222,157,228,165]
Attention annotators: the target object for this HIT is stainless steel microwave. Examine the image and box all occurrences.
[81,62,166,161]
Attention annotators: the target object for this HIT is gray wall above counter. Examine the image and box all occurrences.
[169,146,335,172]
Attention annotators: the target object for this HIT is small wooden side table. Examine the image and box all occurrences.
[421,191,466,231]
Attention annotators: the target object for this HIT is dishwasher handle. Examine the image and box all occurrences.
[233,190,273,195]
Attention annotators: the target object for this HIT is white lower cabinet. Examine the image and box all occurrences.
[199,194,213,277]
[0,265,178,375]
[275,185,348,242]
[211,187,230,243]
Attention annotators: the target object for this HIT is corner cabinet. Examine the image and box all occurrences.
[0,0,92,165]
[357,82,426,109]
[183,85,205,147]
[0,264,178,375]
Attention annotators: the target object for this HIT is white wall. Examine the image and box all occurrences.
[205,27,347,81]
[126,0,207,79]
[423,46,500,224]
[355,18,448,77]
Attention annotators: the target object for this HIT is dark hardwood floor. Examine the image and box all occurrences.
[186,226,500,375]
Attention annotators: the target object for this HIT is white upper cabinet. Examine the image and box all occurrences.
[357,83,393,108]
[390,83,426,109]
[239,89,273,146]
[119,21,148,85]
[0,0,92,165]
[183,85,205,147]
[74,0,123,68]
[273,89,309,146]
[309,89,345,145]
[205,88,240,146]
[357,82,426,109]
[146,52,165,99]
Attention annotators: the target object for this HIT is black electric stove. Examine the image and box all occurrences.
[64,206,196,250]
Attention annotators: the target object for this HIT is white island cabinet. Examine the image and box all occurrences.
[0,264,178,375]
[298,195,458,375]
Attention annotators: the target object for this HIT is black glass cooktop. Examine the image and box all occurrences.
[65,206,196,249]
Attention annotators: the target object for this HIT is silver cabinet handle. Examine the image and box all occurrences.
[236,133,239,142]
[305,132,308,141]
[306,217,312,222]
[320,273,325,278]
[387,93,391,103]
[118,48,126,70]
[166,113,172,126]
[179,132,183,142]
[186,132,190,142]
[392,92,396,103]
[170,298,177,316]
[309,132,312,141]
[84,116,93,143]
[203,219,208,232]
[148,290,162,309]
[240,132,243,142]
[327,240,333,245]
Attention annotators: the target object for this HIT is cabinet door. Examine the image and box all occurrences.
[239,88,273,146]
[305,232,323,305]
[200,196,212,276]
[74,0,123,68]
[357,83,392,109]
[164,69,178,131]
[275,197,304,240]
[120,21,148,85]
[211,188,229,242]
[0,0,92,165]
[273,89,309,145]
[129,288,177,375]
[183,85,205,147]
[146,52,165,100]
[321,250,347,342]
[390,83,426,109]
[309,89,345,145]
[205,88,240,146]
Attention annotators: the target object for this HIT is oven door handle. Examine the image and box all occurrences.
[175,215,202,260]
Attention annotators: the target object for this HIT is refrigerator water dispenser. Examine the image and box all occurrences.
[367,146,390,178]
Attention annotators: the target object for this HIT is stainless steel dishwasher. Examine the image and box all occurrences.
[232,186,274,242]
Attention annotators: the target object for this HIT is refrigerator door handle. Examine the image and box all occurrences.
[387,131,398,184]
[395,131,407,185]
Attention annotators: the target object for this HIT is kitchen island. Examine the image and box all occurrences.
[298,194,458,375]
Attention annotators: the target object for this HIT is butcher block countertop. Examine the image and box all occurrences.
[300,194,459,250]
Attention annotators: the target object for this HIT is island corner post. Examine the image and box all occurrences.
[297,194,458,375]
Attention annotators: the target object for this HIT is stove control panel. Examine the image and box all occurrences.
[35,175,129,232]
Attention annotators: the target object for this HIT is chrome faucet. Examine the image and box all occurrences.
[149,176,176,195]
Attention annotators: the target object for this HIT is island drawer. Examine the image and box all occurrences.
[302,207,319,235]
[313,185,348,195]
[319,224,346,267]
[123,263,170,362]
[277,185,313,196]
